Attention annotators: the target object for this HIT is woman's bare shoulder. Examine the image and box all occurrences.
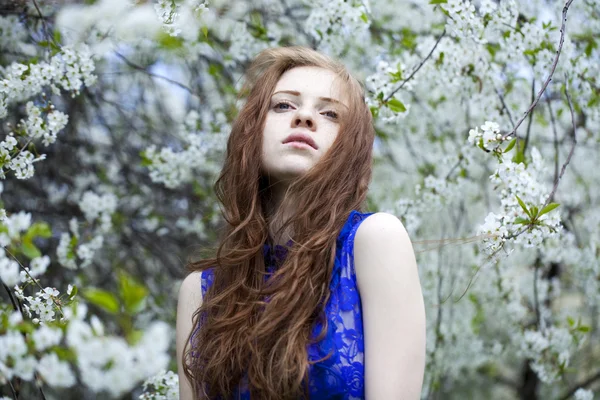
[178,270,203,305]
[176,271,203,400]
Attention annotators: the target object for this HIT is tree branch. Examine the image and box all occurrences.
[114,51,200,99]
[545,74,577,206]
[495,87,516,128]
[546,93,560,184]
[383,28,446,103]
[522,79,536,155]
[558,369,600,400]
[501,0,575,140]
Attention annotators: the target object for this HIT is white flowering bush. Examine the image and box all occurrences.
[0,0,599,398]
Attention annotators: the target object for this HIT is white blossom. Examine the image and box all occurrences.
[37,353,76,388]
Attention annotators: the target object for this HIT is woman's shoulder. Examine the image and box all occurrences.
[178,271,204,306]
[337,209,377,246]
[354,212,408,244]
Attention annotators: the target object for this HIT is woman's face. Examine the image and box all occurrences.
[261,66,349,183]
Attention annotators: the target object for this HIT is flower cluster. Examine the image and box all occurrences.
[0,310,76,386]
[139,369,179,400]
[365,60,412,123]
[0,45,95,181]
[154,0,181,37]
[304,0,371,56]
[441,0,484,42]
[56,229,104,270]
[0,301,171,397]
[519,326,587,384]
[416,175,461,208]
[0,15,34,61]
[144,110,228,189]
[574,388,595,400]
[21,287,62,323]
[466,119,562,253]
[0,44,96,106]
[227,21,273,65]
[65,307,171,397]
[154,0,208,37]
[78,190,118,233]
[1,103,68,180]
[468,121,509,151]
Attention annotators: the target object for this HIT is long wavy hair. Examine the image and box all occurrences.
[183,46,375,399]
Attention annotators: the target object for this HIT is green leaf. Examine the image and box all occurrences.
[577,325,590,333]
[139,150,153,167]
[157,31,184,50]
[369,106,379,119]
[530,206,539,218]
[360,13,368,23]
[126,329,144,346]
[538,203,560,217]
[388,70,403,83]
[503,138,517,153]
[118,271,148,314]
[567,316,575,326]
[435,52,445,67]
[202,26,208,39]
[515,195,531,218]
[21,239,41,259]
[27,222,52,239]
[207,63,222,77]
[53,30,62,45]
[513,217,530,225]
[485,43,500,57]
[429,0,448,3]
[386,98,407,113]
[512,147,525,164]
[584,38,597,57]
[83,288,120,314]
[66,235,78,260]
[68,285,78,301]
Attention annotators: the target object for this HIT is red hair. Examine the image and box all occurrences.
[183,46,375,399]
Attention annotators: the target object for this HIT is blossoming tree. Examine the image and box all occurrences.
[0,0,598,399]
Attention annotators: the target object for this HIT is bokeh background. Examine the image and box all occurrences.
[0,0,599,399]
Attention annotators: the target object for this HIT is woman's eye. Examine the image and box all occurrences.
[323,110,338,119]
[274,102,292,110]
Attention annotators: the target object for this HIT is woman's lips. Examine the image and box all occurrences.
[284,141,315,150]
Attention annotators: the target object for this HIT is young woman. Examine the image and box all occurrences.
[176,46,426,400]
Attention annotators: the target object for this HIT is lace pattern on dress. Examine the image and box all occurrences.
[198,210,374,399]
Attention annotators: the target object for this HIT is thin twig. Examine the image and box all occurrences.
[494,87,516,127]
[2,246,65,319]
[501,0,575,140]
[37,375,48,400]
[425,234,447,400]
[533,256,542,333]
[546,94,560,183]
[545,74,577,207]
[114,52,200,98]
[383,28,446,103]
[558,369,600,400]
[522,79,536,155]
[3,282,19,311]
[31,0,57,47]
[8,378,18,400]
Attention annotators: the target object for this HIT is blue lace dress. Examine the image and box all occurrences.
[199,210,375,399]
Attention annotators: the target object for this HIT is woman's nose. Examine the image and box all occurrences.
[292,110,316,130]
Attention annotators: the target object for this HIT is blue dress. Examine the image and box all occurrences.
[199,210,375,399]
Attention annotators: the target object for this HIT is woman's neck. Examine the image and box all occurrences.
[264,180,296,247]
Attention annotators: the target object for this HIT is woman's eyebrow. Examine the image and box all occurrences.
[272,90,348,109]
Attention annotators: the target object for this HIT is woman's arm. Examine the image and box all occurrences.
[176,271,203,400]
[354,212,426,400]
